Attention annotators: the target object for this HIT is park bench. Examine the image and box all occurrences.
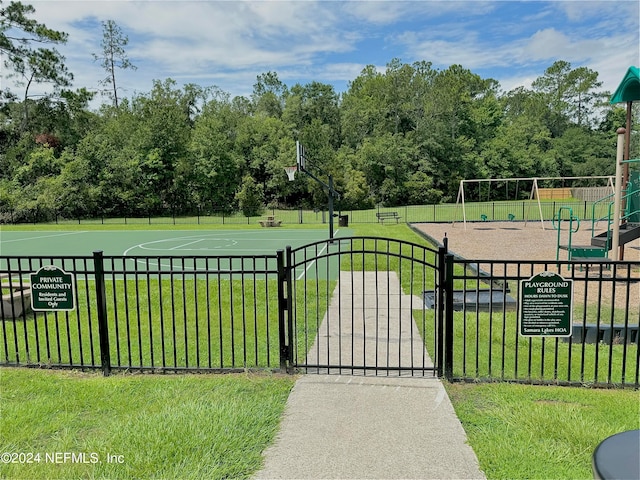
[376,211,401,224]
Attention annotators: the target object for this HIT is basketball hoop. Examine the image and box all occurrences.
[284,165,297,182]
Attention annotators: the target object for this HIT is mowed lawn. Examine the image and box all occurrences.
[0,368,295,480]
[1,367,638,480]
[2,223,639,479]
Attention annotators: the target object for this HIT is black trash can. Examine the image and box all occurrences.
[593,429,640,479]
[339,215,349,227]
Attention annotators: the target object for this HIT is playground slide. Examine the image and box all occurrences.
[591,223,640,250]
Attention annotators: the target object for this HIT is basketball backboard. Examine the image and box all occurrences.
[296,140,307,171]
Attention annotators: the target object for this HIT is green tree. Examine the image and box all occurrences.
[405,171,443,205]
[235,113,295,206]
[0,178,19,221]
[131,79,196,213]
[1,1,72,130]
[284,81,341,148]
[9,145,74,221]
[188,92,243,213]
[340,64,387,148]
[416,65,499,197]
[13,143,61,186]
[71,102,142,216]
[354,133,417,206]
[341,168,374,210]
[55,154,99,219]
[550,126,613,180]
[340,60,435,148]
[478,115,556,187]
[235,175,264,217]
[532,60,607,135]
[334,147,373,210]
[252,71,288,118]
[93,19,136,107]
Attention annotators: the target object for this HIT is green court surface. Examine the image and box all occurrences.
[0,228,348,257]
[0,228,351,279]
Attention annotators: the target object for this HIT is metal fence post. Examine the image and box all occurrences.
[444,252,455,381]
[276,249,289,372]
[285,245,294,370]
[93,251,111,376]
[436,242,447,377]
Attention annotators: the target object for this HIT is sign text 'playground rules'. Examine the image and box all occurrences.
[519,271,572,337]
[30,265,76,311]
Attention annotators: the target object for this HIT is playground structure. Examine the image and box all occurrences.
[555,131,640,263]
[457,66,640,265]
[454,175,614,229]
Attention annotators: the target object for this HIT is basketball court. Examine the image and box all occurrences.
[0,227,352,280]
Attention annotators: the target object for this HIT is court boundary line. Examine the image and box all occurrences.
[0,231,88,243]
[297,243,329,281]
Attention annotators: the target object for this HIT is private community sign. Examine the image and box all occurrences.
[29,265,76,311]
[519,271,572,337]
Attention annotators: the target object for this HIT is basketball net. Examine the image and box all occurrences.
[285,165,297,182]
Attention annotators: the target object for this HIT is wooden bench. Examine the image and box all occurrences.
[376,212,401,224]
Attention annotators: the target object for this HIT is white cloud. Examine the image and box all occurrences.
[556,0,635,23]
[524,28,586,62]
[6,0,639,105]
[344,0,495,24]
[397,6,638,92]
[496,73,537,94]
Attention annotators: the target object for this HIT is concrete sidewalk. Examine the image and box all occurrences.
[255,272,485,480]
[305,271,431,375]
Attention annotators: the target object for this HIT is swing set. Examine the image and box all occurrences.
[453,176,614,229]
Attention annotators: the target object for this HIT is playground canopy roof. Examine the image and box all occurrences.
[610,66,640,104]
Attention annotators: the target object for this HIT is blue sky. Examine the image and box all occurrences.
[7,0,640,106]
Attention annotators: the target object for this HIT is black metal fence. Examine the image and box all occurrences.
[284,238,442,377]
[1,200,608,226]
[443,256,639,388]
[1,252,285,374]
[2,241,639,388]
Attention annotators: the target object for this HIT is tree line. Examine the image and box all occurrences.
[1,1,638,222]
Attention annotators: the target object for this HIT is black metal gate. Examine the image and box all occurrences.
[278,237,446,376]
[5,236,635,386]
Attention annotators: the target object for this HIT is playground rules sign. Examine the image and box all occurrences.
[29,265,76,311]
[519,272,572,337]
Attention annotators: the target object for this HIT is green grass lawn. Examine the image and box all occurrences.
[445,382,640,480]
[0,368,295,480]
[415,309,639,386]
[2,222,639,480]
[1,367,637,480]
[2,277,332,372]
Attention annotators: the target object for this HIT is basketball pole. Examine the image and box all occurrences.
[294,141,340,240]
[299,167,338,240]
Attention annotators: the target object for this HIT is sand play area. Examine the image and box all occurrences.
[412,220,640,312]
[413,220,640,263]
